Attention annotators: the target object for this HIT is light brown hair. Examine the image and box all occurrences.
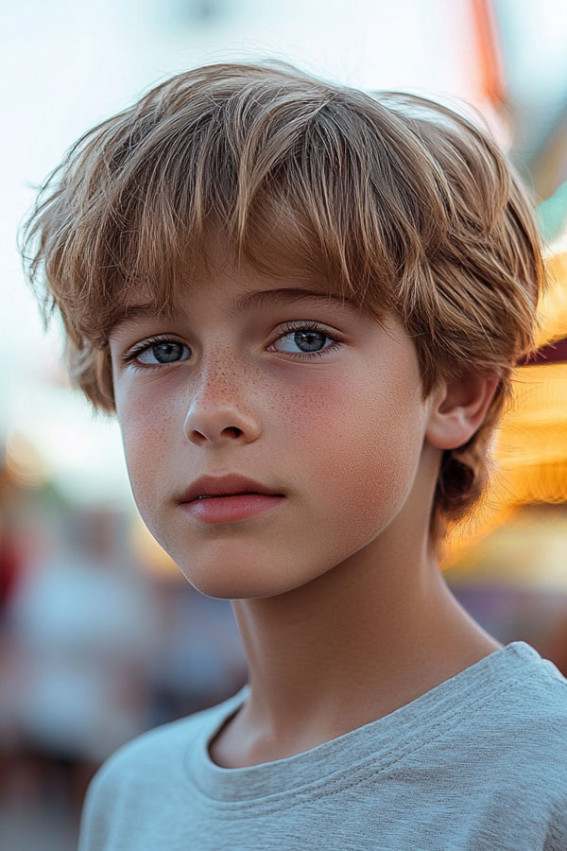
[22,62,545,539]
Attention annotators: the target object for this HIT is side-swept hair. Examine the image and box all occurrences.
[22,62,544,539]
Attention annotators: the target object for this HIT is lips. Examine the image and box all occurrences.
[180,474,284,504]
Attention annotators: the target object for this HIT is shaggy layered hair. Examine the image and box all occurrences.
[22,62,544,540]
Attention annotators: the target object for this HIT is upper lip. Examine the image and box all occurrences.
[179,474,284,503]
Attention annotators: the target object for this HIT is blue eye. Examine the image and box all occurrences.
[135,340,191,365]
[273,324,336,355]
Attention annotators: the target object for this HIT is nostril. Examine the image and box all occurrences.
[222,426,244,437]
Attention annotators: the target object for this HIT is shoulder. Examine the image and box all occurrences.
[423,643,567,787]
[417,644,567,847]
[494,653,567,851]
[82,689,245,817]
[92,713,204,783]
[463,641,567,728]
[78,689,247,850]
[456,643,567,781]
[498,642,567,728]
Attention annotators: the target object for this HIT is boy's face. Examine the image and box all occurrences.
[109,249,440,599]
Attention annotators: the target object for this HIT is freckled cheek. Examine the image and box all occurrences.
[116,392,177,509]
[277,372,424,518]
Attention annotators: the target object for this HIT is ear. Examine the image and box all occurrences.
[425,371,500,451]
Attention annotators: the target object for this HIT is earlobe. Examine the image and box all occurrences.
[425,371,500,451]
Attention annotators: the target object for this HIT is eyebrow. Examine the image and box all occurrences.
[229,288,357,316]
[107,304,172,334]
[109,288,357,334]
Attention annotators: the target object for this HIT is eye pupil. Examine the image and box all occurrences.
[294,331,326,352]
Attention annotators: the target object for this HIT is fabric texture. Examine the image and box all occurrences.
[79,642,567,850]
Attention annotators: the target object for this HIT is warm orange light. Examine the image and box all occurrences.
[536,247,567,349]
[5,431,51,489]
[443,247,567,567]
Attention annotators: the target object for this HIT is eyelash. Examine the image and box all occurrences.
[122,322,342,369]
[121,335,189,370]
[272,322,342,358]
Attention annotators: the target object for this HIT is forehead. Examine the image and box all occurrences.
[94,198,395,343]
[107,238,376,334]
[109,277,363,336]
[95,182,407,349]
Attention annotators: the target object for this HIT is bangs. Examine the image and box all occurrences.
[27,66,450,347]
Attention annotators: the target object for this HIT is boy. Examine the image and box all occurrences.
[24,63,567,849]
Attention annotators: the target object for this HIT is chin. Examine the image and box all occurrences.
[170,545,324,601]
[175,564,303,601]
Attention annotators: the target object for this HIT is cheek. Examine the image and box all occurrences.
[116,389,177,513]
[278,365,427,528]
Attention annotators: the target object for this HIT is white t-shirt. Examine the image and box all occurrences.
[79,642,567,850]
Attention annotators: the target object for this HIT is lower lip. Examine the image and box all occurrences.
[182,494,285,523]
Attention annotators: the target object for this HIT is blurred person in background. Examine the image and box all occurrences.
[5,508,159,818]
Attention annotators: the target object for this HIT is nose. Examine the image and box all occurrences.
[182,359,262,447]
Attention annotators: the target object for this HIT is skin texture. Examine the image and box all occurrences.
[110,248,502,768]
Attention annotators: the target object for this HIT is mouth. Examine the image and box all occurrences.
[182,492,285,524]
[179,474,285,523]
[180,474,284,504]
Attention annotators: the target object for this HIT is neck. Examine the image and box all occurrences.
[217,535,500,767]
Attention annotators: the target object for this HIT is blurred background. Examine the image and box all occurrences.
[1,0,567,847]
